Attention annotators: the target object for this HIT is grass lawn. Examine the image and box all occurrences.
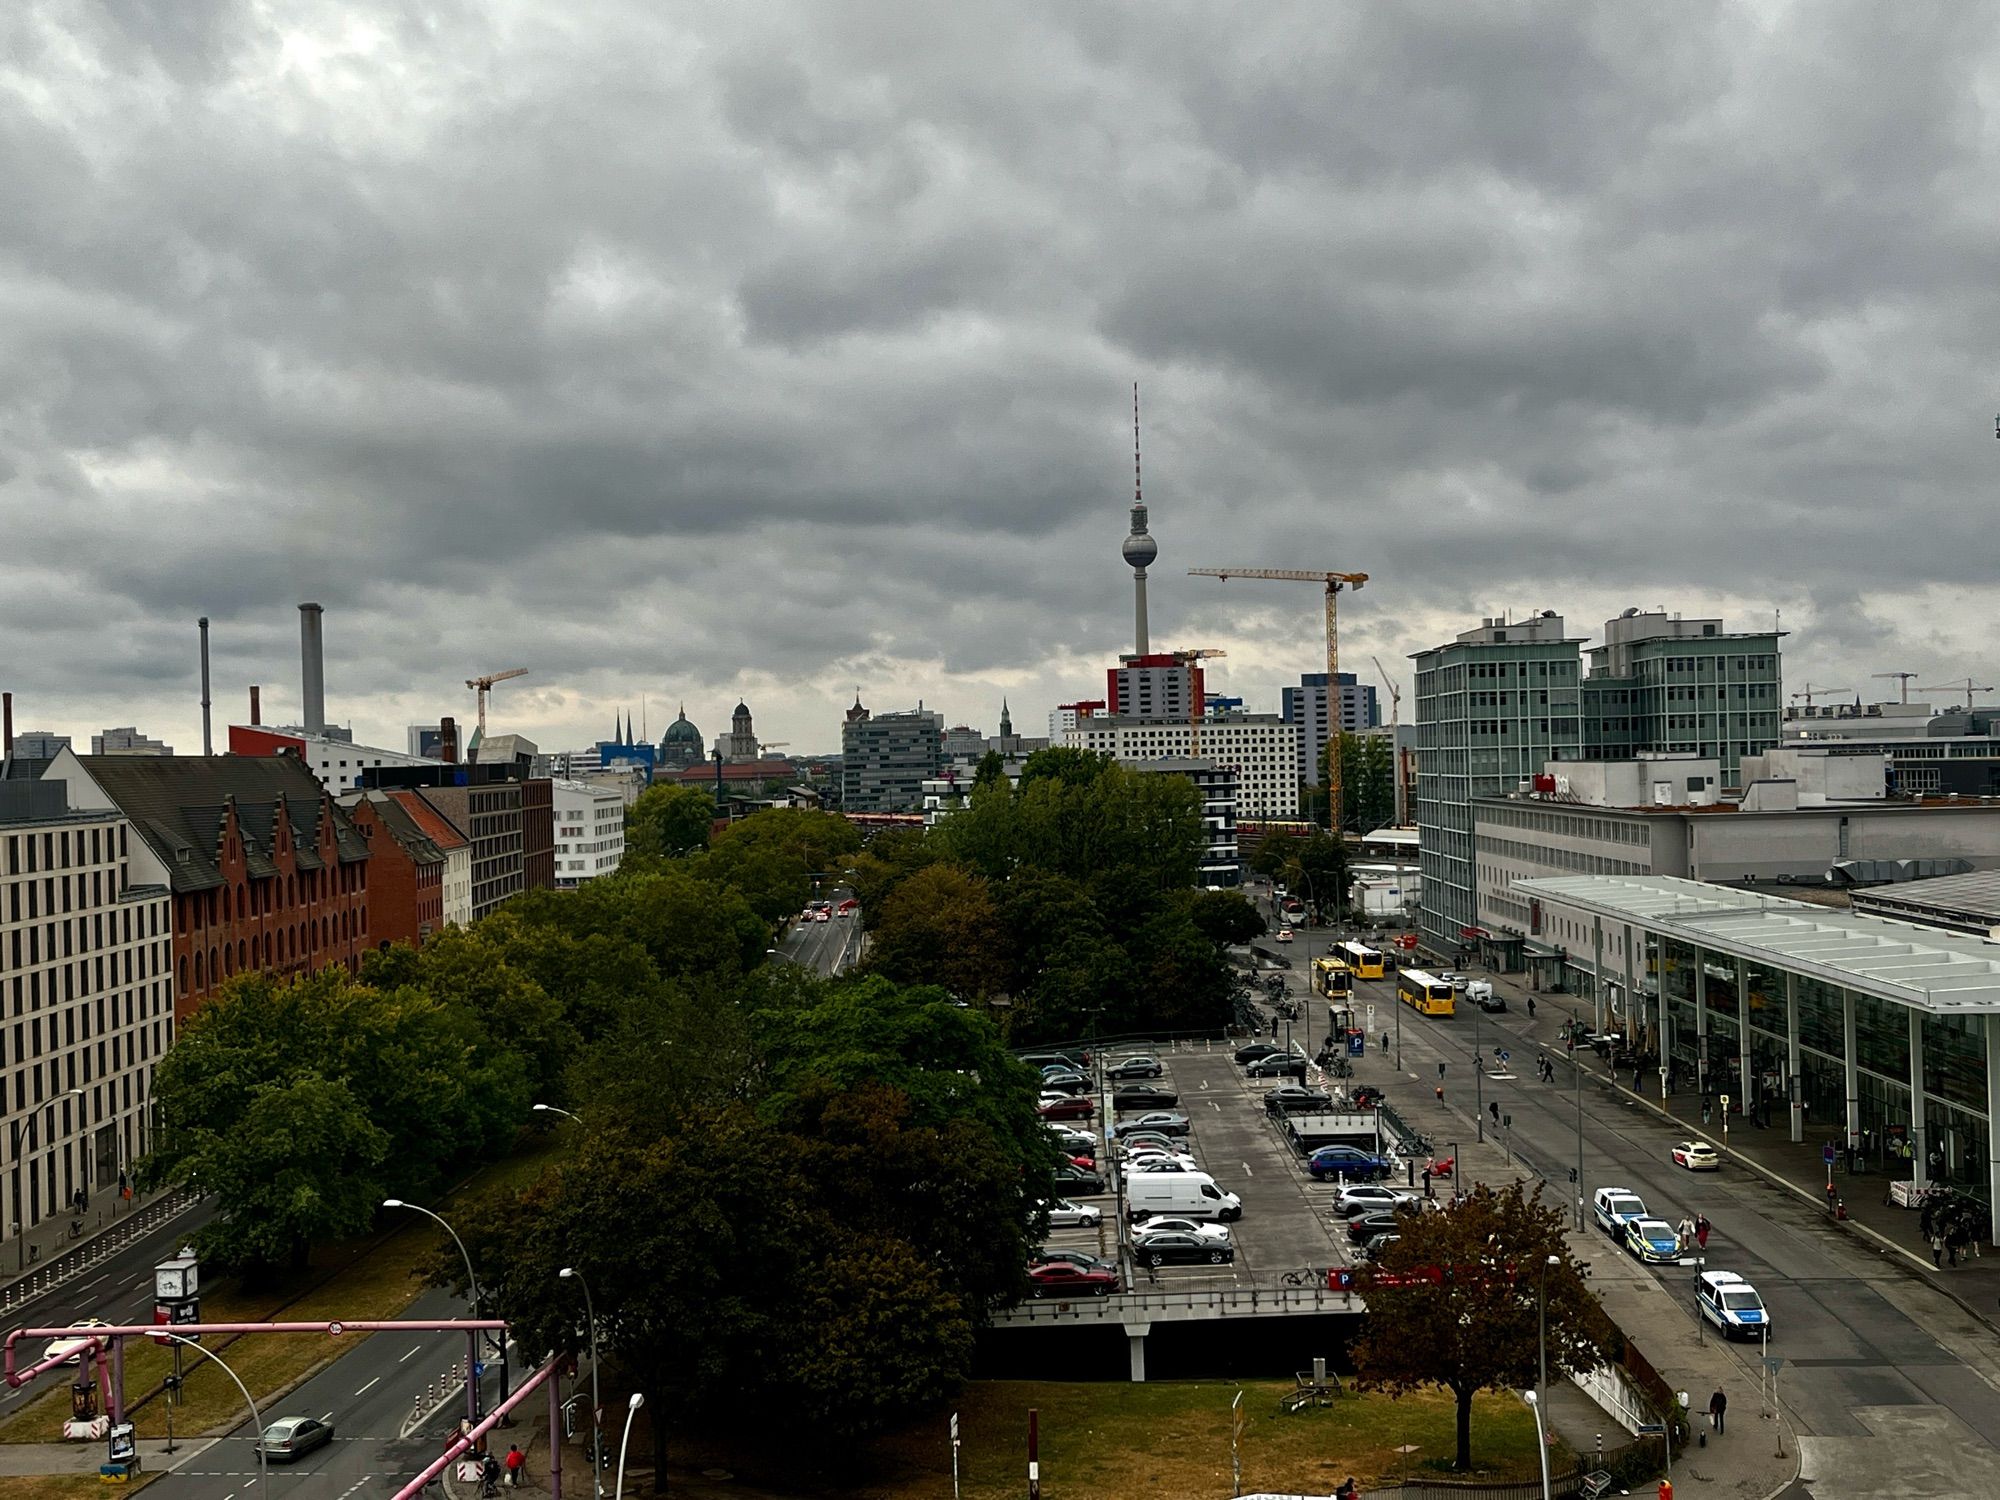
[0,1479,154,1497]
[0,1142,558,1445]
[678,1380,1556,1500]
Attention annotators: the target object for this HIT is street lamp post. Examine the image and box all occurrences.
[160,1330,265,1492]
[532,1104,582,1124]
[614,1392,645,1500]
[1522,1390,1551,1500]
[1536,1253,1560,1403]
[384,1199,508,1417]
[561,1265,605,1500]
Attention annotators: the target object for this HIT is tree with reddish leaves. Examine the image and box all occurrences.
[1350,1182,1617,1471]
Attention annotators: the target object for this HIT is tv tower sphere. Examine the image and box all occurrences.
[1122,505,1157,570]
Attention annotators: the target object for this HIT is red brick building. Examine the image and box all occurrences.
[44,754,373,1024]
[342,792,444,950]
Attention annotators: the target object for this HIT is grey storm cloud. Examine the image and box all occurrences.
[4,0,2000,753]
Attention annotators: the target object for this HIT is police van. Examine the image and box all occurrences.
[1697,1270,1770,1340]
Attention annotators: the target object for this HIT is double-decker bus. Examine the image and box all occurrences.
[1336,940,1385,980]
[1397,968,1457,1018]
[1311,956,1353,1000]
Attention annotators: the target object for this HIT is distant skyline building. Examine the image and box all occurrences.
[658,705,705,770]
[841,704,944,813]
[9,731,71,760]
[1057,713,1300,822]
[90,727,172,757]
[1282,672,1380,790]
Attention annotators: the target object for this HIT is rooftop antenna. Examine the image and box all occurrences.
[1123,382,1159,655]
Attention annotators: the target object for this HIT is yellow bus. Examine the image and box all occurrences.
[1337,940,1385,980]
[1397,968,1457,1018]
[1311,956,1353,1000]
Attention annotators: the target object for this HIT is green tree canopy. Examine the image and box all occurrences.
[623,781,717,861]
[862,864,1007,1002]
[1351,1183,1617,1470]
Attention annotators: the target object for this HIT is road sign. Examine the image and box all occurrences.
[951,1413,960,1442]
[1764,1356,1784,1374]
[1659,1065,1669,1078]
[1367,1004,1376,1020]
[1498,1049,1511,1064]
[1636,1422,1665,1435]
[1823,1143,1837,1165]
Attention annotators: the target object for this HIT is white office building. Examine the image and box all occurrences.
[0,778,173,1247]
[1059,714,1301,821]
[552,779,626,888]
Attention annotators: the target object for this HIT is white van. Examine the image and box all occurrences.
[1697,1271,1770,1340]
[1126,1173,1244,1223]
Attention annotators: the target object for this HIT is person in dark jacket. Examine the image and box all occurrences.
[1708,1388,1727,1435]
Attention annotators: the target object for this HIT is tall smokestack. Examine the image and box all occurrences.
[199,617,213,756]
[299,603,326,737]
[439,716,459,765]
[2,692,11,759]
[250,685,262,726]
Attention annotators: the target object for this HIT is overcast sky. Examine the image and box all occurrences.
[6,2,1999,758]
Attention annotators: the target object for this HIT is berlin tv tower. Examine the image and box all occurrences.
[1122,383,1158,654]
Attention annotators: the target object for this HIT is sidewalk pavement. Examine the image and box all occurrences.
[1335,979,1799,1500]
[0,1438,197,1476]
[0,1175,183,1287]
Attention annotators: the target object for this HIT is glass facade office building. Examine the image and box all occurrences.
[1517,873,2000,1210]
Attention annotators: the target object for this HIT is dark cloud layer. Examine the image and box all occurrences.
[5,1,1999,752]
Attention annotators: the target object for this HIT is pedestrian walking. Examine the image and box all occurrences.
[1828,1179,1841,1217]
[1677,1215,1696,1253]
[1422,1165,1434,1199]
[481,1453,502,1497]
[1932,1233,1945,1267]
[1708,1388,1727,1435]
[505,1444,525,1487]
[1694,1213,1711,1250]
[1527,996,1537,1019]
[1489,1101,1500,1127]
[1701,1093,1713,1126]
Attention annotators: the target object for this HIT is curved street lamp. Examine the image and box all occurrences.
[383,1199,506,1416]
[159,1330,265,1491]
[561,1265,605,1500]
[614,1391,645,1500]
[532,1103,582,1124]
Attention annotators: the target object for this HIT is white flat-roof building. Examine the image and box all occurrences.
[551,779,626,888]
[1059,714,1300,821]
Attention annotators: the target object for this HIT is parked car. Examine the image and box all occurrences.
[1115,1130,1178,1153]
[1332,1184,1421,1218]
[1135,1230,1236,1267]
[255,1415,336,1463]
[1112,1084,1180,1110]
[1438,972,1468,993]
[1468,980,1504,1011]
[1127,1155,1203,1174]
[1233,1042,1283,1065]
[1359,1233,1402,1263]
[1345,1210,1409,1245]
[1105,1055,1165,1080]
[1276,928,1294,943]
[1027,1261,1118,1298]
[1131,1217,1233,1246]
[1020,1052,1085,1073]
[1672,1140,1721,1171]
[1030,1247,1113,1271]
[1046,1198,1103,1229]
[1263,1086,1335,1116]
[1052,1164,1106,1195]
[1245,1052,1307,1081]
[1696,1270,1770,1340]
[1046,1125,1097,1155]
[1307,1146,1393,1181]
[1624,1217,1683,1264]
[1038,1095,1094,1121]
[1039,1071,1091,1096]
[1123,1111,1191,1138]
[1591,1186,1649,1235]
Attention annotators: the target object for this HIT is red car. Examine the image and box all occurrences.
[1027,1261,1119,1299]
[1038,1095,1094,1120]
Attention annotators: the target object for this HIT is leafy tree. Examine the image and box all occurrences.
[1291,830,1350,923]
[1327,732,1397,833]
[513,867,767,978]
[1017,745,1114,788]
[624,782,717,862]
[694,839,809,925]
[1181,888,1267,947]
[972,749,1008,790]
[1351,1183,1617,1470]
[864,865,1007,1002]
[846,826,933,930]
[1249,832,1295,881]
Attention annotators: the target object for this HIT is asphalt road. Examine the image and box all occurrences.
[0,1194,216,1426]
[1356,966,2000,1500]
[778,891,860,976]
[145,1285,501,1498]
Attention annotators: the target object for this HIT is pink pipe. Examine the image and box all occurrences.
[3,1320,505,1389]
[390,1351,565,1500]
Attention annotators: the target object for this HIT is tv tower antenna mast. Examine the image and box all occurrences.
[1122,383,1159,655]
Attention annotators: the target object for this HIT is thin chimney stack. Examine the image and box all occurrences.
[199,616,213,756]
[250,685,262,726]
[299,602,326,736]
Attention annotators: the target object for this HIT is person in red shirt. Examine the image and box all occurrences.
[504,1445,525,1487]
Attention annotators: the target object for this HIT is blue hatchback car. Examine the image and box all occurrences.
[1307,1146,1393,1182]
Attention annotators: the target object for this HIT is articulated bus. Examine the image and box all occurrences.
[1337,940,1386,980]
[1397,968,1457,1018]
[1311,956,1353,1000]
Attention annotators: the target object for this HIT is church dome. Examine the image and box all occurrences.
[662,705,703,748]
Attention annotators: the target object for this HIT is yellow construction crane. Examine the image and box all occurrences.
[465,667,527,737]
[1190,567,1368,832]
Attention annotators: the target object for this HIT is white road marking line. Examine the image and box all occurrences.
[354,1376,380,1395]
[321,1410,334,1422]
[399,1344,422,1362]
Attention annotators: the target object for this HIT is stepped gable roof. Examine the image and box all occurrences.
[78,754,368,895]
